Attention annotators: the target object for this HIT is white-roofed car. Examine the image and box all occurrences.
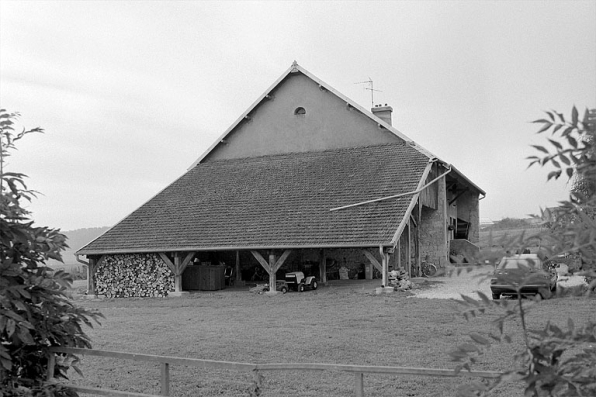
[490,254,558,300]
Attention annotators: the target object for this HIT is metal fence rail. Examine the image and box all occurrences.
[48,347,502,397]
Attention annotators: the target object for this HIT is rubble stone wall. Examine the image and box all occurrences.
[95,253,174,298]
[419,177,448,267]
[455,191,480,243]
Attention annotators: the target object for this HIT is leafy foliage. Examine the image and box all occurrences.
[1,109,103,396]
[452,107,596,396]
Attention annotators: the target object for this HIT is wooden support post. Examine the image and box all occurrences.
[319,249,326,284]
[159,253,192,297]
[251,250,292,294]
[235,250,241,282]
[252,369,262,395]
[268,252,277,293]
[87,257,97,295]
[380,246,387,287]
[407,223,412,276]
[362,250,383,273]
[354,372,364,397]
[179,252,194,276]
[160,362,170,396]
[416,200,421,274]
[174,255,182,293]
[47,351,55,381]
[397,240,402,270]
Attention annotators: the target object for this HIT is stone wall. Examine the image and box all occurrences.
[419,177,448,267]
[455,191,480,243]
[95,253,174,298]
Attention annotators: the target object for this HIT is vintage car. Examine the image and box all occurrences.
[490,254,557,300]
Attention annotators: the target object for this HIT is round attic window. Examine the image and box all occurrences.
[294,107,306,115]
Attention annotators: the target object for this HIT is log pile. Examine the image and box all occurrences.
[95,254,174,298]
[388,268,413,291]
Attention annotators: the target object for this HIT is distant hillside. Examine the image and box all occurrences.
[47,226,111,267]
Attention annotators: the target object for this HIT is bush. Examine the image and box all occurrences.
[452,107,596,396]
[0,109,102,396]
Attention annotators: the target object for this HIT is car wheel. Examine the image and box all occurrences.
[311,281,318,290]
[298,284,305,292]
[492,293,500,300]
[281,286,288,294]
[535,293,543,301]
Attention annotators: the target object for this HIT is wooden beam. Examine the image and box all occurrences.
[173,254,182,293]
[272,250,292,273]
[319,249,326,283]
[362,250,382,273]
[236,251,241,282]
[251,249,291,292]
[355,372,364,397]
[158,253,176,274]
[87,255,103,295]
[407,223,412,276]
[380,246,388,287]
[250,250,271,272]
[160,362,170,396]
[268,252,277,294]
[180,252,194,274]
[417,200,421,275]
[397,240,401,269]
[449,187,469,206]
[409,214,418,228]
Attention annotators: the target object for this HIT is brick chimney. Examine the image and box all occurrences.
[371,104,393,126]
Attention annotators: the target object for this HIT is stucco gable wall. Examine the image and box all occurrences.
[205,72,402,161]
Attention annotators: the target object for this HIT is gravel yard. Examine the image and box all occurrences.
[411,265,589,300]
[411,265,493,300]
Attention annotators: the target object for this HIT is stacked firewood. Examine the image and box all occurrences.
[389,268,413,290]
[95,254,174,298]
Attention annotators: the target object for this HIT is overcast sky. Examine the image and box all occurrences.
[1,1,595,232]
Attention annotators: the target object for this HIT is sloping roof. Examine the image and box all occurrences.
[78,143,430,255]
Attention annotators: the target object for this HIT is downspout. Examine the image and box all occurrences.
[380,245,387,288]
[75,254,92,295]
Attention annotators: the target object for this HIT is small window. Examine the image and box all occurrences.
[294,107,306,115]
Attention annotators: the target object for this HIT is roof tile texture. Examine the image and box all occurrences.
[79,143,429,254]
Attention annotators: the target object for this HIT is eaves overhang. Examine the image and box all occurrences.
[449,165,486,196]
[76,241,395,257]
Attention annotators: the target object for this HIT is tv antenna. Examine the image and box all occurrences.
[355,78,382,108]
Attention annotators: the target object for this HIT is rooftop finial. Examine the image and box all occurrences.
[291,60,299,72]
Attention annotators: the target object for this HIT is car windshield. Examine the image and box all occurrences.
[498,258,541,269]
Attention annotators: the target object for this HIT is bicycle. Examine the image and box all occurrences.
[414,261,437,277]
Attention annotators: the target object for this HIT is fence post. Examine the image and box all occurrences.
[160,362,170,396]
[251,369,262,396]
[47,351,56,381]
[354,372,364,397]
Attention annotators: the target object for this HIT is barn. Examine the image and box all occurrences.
[77,62,485,297]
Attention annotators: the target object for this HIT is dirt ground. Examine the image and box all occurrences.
[64,269,596,397]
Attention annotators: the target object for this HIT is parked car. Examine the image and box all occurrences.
[490,254,557,300]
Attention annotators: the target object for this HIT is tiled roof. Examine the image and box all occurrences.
[78,143,430,255]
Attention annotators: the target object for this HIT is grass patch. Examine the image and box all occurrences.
[68,283,595,396]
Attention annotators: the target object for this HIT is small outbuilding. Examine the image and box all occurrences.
[77,62,485,297]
